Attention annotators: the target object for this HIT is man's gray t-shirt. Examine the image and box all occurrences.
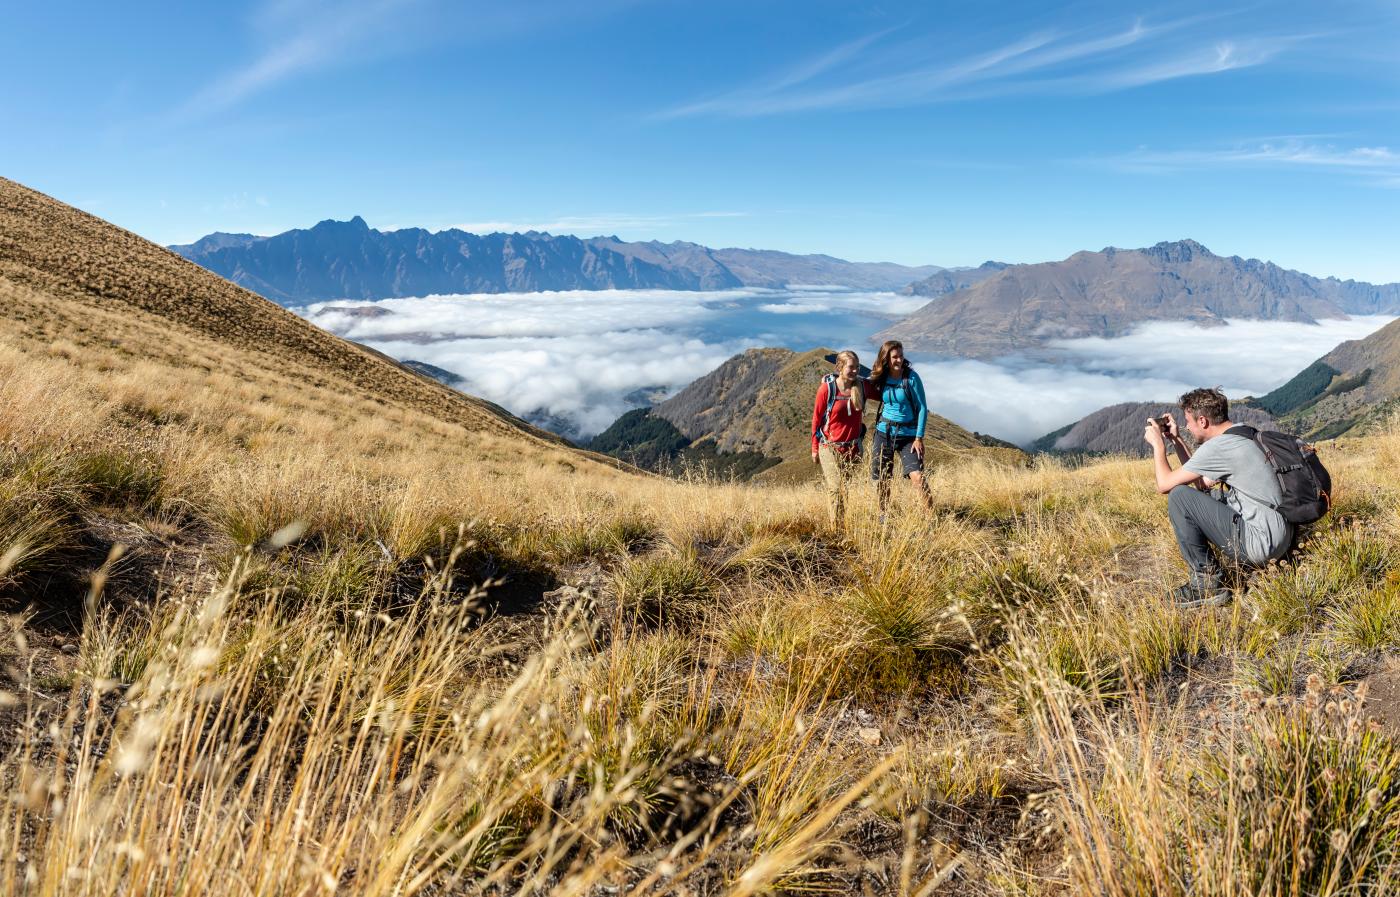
[1184,432,1292,563]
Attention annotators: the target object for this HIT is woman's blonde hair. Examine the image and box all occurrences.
[834,349,860,369]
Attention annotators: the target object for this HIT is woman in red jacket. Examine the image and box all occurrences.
[811,350,869,527]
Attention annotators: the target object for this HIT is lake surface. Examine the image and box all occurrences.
[302,290,1395,446]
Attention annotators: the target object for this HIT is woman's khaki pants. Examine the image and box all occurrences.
[818,444,860,525]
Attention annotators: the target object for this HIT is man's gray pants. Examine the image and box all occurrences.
[1168,485,1245,588]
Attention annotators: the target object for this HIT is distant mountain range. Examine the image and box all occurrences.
[169,217,946,303]
[590,347,1023,481]
[881,240,1400,359]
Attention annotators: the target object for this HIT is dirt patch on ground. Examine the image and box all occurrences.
[1361,658,1400,736]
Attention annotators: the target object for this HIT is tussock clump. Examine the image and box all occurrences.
[0,490,80,599]
[997,594,1204,709]
[612,549,716,629]
[291,540,388,608]
[548,513,657,564]
[1201,686,1400,893]
[1234,637,1308,696]
[1240,525,1391,644]
[891,719,1021,813]
[68,446,165,510]
[1329,584,1400,653]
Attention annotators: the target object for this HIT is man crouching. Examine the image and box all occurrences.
[1145,387,1294,608]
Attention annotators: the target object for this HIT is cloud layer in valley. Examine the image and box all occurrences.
[917,316,1395,443]
[304,291,1394,446]
[304,287,914,437]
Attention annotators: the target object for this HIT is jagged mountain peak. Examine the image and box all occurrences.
[1142,238,1214,263]
[172,219,946,301]
[310,215,371,233]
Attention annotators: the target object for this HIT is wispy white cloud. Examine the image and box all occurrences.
[1097,138,1400,186]
[1059,37,1290,90]
[661,17,1304,118]
[178,0,641,118]
[179,0,418,117]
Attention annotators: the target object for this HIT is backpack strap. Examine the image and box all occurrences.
[818,374,838,444]
[1223,424,1288,510]
[874,378,886,436]
[875,376,916,437]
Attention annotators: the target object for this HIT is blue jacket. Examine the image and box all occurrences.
[875,369,927,438]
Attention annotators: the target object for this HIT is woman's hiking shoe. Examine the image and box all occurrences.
[1172,581,1231,608]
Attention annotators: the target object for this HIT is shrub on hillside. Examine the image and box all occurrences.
[1255,360,1341,415]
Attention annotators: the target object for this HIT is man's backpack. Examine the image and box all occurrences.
[1226,425,1332,524]
[819,374,867,447]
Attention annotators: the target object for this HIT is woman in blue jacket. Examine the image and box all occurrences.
[869,340,934,518]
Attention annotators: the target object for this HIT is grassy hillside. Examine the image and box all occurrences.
[587,408,779,479]
[5,180,1400,895]
[1259,317,1400,439]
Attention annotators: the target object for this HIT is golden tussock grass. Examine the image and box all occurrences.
[5,321,1400,892]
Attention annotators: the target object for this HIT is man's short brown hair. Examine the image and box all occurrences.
[1179,387,1229,425]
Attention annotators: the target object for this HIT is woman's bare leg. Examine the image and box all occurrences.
[908,470,934,510]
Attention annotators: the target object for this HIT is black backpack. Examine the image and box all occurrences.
[1226,425,1332,524]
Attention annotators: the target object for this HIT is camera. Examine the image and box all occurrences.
[1155,414,1173,435]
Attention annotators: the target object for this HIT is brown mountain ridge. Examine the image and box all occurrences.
[1254,316,1400,439]
[880,239,1400,359]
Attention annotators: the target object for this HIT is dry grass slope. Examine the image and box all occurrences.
[3,179,1400,895]
[0,176,613,454]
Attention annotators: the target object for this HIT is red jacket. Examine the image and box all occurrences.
[812,378,875,453]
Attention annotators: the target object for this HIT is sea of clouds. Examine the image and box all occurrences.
[303,290,1394,446]
[304,287,912,437]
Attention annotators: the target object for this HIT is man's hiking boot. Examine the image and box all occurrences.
[1171,581,1231,609]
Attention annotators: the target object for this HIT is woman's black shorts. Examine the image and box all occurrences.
[871,429,923,480]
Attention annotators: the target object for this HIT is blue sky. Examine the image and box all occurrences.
[5,0,1399,281]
